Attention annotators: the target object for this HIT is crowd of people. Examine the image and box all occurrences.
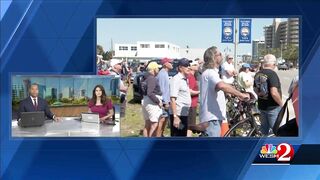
[97,57,131,118]
[140,46,291,137]
[97,45,296,137]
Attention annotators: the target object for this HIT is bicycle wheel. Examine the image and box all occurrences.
[248,114,263,137]
[248,127,263,137]
[224,119,253,137]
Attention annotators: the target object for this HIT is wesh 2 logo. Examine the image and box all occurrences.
[259,143,294,162]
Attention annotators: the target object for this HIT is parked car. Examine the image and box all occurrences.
[168,59,179,78]
[132,59,160,102]
[132,71,144,102]
[287,62,294,69]
[278,63,289,70]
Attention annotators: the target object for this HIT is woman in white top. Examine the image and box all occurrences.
[238,63,257,100]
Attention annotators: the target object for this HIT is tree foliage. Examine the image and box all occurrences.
[97,45,114,60]
[258,44,299,66]
[97,45,105,55]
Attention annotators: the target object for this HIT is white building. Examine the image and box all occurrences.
[114,41,181,62]
[252,39,265,61]
[180,48,205,60]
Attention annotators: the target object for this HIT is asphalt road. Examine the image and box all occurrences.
[276,68,299,121]
[277,68,299,99]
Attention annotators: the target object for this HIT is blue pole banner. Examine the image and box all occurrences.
[221,18,234,43]
[239,18,252,43]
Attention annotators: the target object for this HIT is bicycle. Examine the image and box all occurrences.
[224,93,262,137]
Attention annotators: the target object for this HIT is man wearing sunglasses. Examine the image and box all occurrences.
[221,54,237,85]
[109,59,128,117]
[200,47,249,137]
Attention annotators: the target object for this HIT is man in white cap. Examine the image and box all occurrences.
[254,54,283,136]
[109,59,128,117]
[221,54,237,84]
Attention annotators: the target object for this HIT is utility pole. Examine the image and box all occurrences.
[280,40,283,61]
[224,46,231,57]
[234,18,238,70]
[111,38,114,56]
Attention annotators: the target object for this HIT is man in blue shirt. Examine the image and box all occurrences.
[156,57,173,137]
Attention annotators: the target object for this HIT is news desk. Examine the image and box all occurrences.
[12,117,120,137]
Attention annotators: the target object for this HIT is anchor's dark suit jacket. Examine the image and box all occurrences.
[17,97,54,120]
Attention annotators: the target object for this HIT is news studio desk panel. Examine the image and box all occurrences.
[12,117,120,137]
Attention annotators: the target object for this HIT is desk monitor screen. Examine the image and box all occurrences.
[19,111,45,127]
[81,113,100,124]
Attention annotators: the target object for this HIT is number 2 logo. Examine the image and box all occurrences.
[276,143,294,162]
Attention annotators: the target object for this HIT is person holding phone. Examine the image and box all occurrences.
[169,58,192,137]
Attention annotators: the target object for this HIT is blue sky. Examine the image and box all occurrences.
[97,18,286,56]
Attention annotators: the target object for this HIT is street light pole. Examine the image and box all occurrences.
[280,40,283,60]
[234,18,238,70]
[186,45,189,59]
[224,46,231,57]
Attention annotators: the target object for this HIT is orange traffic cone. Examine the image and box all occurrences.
[220,119,229,137]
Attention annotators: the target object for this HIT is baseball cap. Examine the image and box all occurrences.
[161,57,172,65]
[190,60,198,66]
[109,59,122,67]
[263,54,277,64]
[178,58,190,67]
[147,62,161,71]
[242,63,251,68]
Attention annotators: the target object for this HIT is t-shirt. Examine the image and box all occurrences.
[156,69,170,105]
[109,70,126,96]
[169,72,191,116]
[254,69,282,110]
[141,72,162,104]
[200,68,226,122]
[187,74,199,108]
[238,71,257,99]
[221,62,235,84]
[88,99,113,118]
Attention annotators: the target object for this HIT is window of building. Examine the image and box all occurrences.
[119,46,128,51]
[155,44,165,48]
[140,44,150,48]
[131,46,137,51]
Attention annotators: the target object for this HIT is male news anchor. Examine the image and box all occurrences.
[17,83,60,121]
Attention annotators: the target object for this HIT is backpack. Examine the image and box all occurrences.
[254,72,269,100]
[272,94,298,136]
[139,73,148,96]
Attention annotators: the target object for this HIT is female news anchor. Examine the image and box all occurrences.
[88,84,114,123]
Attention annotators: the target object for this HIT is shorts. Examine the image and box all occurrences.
[141,95,162,123]
[170,115,188,136]
[188,107,197,127]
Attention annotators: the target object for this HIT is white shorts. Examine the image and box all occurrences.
[141,95,162,123]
